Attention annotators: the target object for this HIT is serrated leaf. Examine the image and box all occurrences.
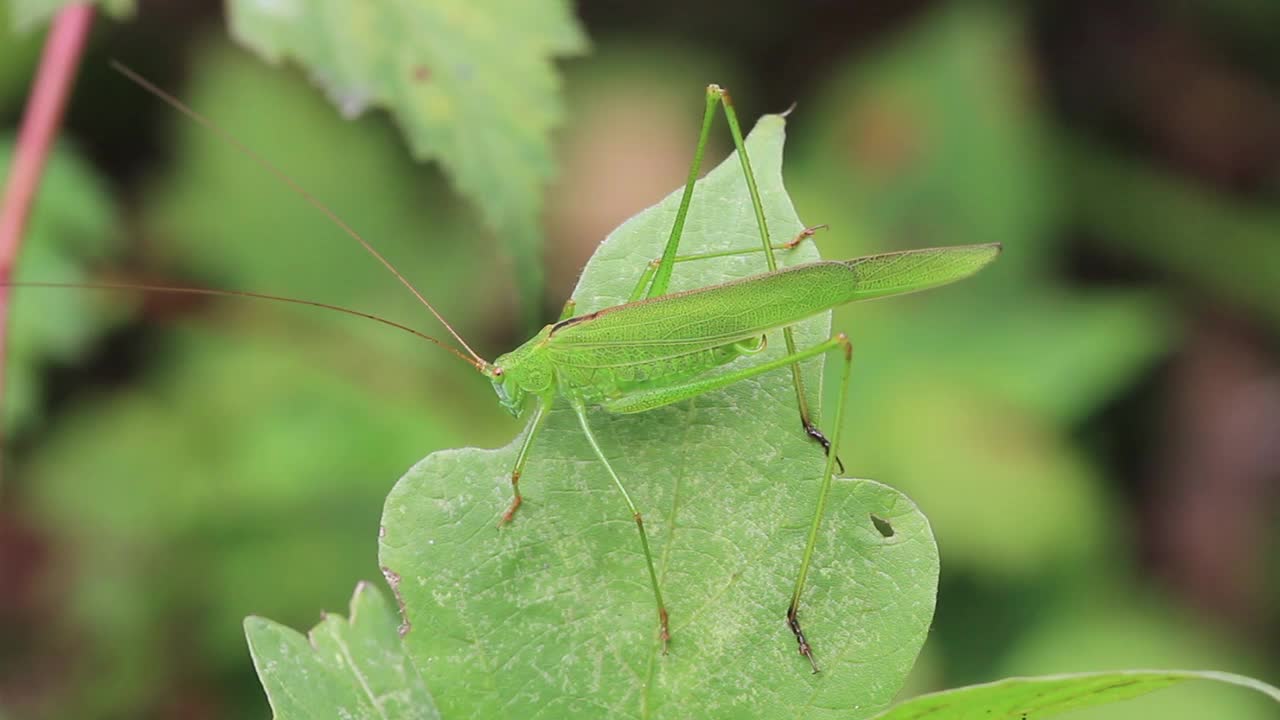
[378,116,940,719]
[870,670,1280,719]
[247,582,440,720]
[226,0,588,324]
[6,0,133,32]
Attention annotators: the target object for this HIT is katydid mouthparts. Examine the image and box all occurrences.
[5,65,1000,672]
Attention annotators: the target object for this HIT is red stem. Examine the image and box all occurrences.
[0,5,95,453]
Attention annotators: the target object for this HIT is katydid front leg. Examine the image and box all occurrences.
[499,298,578,526]
[499,398,551,526]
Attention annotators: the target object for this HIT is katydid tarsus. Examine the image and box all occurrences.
[11,65,1000,672]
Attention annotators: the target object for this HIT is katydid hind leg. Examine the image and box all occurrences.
[500,399,551,526]
[571,402,671,653]
[786,334,854,674]
[644,86,721,300]
[716,90,842,468]
[597,332,855,671]
[643,88,824,300]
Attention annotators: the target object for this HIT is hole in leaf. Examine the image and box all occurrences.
[870,513,894,537]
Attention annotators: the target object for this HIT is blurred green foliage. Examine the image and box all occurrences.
[2,0,1278,718]
[2,139,125,433]
[1066,137,1280,328]
[789,3,1169,579]
[0,3,42,102]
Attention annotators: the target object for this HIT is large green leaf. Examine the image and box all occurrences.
[247,582,440,720]
[226,0,588,324]
[871,670,1280,719]
[378,116,940,718]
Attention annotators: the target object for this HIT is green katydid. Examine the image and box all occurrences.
[13,66,999,672]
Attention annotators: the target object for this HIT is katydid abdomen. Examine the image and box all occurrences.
[550,249,1000,352]
[519,246,1001,407]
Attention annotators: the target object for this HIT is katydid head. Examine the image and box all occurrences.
[485,364,524,417]
[485,326,555,417]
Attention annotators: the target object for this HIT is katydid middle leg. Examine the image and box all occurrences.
[641,83,838,465]
[571,400,671,654]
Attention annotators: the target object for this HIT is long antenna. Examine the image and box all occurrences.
[7,280,485,371]
[109,60,488,367]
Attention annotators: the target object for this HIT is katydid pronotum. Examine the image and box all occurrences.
[12,65,999,672]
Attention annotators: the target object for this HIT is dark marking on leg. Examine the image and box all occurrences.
[499,470,522,526]
[783,223,830,249]
[635,512,671,654]
[802,419,845,475]
[786,601,819,673]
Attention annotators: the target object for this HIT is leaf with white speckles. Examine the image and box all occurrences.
[378,115,940,719]
[226,0,587,324]
[870,670,1280,719]
[246,582,440,720]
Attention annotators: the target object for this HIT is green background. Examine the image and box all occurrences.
[2,1,1278,717]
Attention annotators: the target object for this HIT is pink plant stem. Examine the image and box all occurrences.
[0,5,95,456]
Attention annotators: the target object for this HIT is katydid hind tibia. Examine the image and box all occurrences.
[9,71,999,673]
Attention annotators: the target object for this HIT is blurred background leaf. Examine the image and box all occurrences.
[2,139,126,434]
[225,0,587,328]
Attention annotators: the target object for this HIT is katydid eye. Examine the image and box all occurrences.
[493,367,504,377]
